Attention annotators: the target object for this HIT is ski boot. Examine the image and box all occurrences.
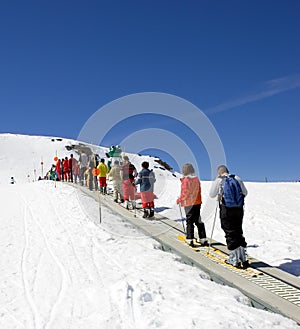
[186,238,199,248]
[196,238,209,247]
[143,208,149,218]
[148,208,155,218]
[226,246,249,268]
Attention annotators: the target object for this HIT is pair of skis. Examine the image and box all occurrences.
[177,235,207,252]
[119,201,157,220]
[177,234,262,278]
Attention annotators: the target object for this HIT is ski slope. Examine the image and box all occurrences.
[0,133,299,328]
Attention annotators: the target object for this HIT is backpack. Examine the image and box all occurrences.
[128,163,136,180]
[221,174,244,207]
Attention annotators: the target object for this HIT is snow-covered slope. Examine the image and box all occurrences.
[0,133,104,184]
[2,133,299,274]
[0,133,299,328]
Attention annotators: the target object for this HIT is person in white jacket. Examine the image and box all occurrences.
[108,160,123,203]
[209,165,248,268]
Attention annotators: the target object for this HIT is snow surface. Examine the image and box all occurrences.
[0,133,299,328]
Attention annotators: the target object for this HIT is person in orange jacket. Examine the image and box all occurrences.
[176,163,207,247]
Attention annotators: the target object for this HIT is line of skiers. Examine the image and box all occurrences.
[44,154,79,182]
[54,154,79,182]
[47,151,156,219]
[46,148,248,268]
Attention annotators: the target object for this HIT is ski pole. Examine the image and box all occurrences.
[98,190,102,223]
[133,184,137,218]
[207,203,218,255]
[178,204,186,233]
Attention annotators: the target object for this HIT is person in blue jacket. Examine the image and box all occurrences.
[135,161,156,218]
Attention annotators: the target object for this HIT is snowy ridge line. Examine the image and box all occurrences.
[71,184,300,324]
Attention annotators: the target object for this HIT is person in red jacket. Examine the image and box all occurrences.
[55,158,61,181]
[176,163,207,247]
[68,154,75,183]
[63,156,70,182]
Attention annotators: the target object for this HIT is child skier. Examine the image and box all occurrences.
[120,156,137,209]
[135,161,156,218]
[97,158,108,194]
[176,163,208,247]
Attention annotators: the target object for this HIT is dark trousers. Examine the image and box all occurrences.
[184,204,206,240]
[70,168,73,182]
[219,204,247,250]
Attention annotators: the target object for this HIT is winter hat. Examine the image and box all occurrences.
[217,165,229,177]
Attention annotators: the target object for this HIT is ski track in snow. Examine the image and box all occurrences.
[18,191,68,329]
[0,306,25,329]
[20,196,40,329]
[16,182,140,328]
[22,185,104,328]
[72,187,168,329]
[72,187,141,328]
[46,188,119,328]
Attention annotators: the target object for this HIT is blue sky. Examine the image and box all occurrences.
[0,0,299,181]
